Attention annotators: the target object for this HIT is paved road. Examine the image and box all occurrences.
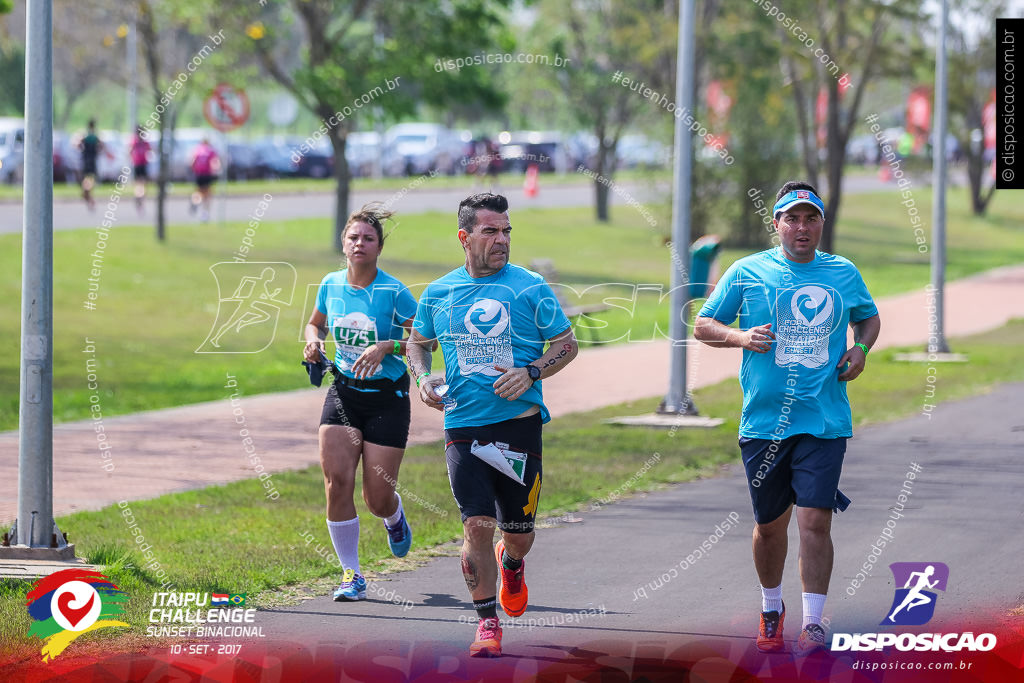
[233,382,1024,675]
[0,172,902,233]
[6,383,1022,680]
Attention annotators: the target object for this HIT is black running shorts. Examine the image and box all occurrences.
[319,375,411,449]
[445,413,543,534]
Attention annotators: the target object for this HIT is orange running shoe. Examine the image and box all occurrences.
[756,601,785,653]
[494,539,528,617]
[469,617,502,657]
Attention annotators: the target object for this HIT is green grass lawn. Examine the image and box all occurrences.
[1,319,1022,660]
[1,188,1023,430]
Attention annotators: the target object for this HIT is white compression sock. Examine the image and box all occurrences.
[383,493,404,527]
[761,584,784,613]
[327,517,360,575]
[802,592,827,629]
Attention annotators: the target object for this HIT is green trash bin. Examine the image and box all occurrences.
[689,235,721,300]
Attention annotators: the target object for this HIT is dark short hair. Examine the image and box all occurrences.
[343,202,394,247]
[458,193,508,233]
[775,181,819,201]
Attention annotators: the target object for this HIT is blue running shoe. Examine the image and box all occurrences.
[333,568,367,601]
[385,511,412,558]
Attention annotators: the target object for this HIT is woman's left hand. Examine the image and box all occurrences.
[351,342,389,379]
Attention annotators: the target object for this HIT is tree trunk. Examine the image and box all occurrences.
[328,129,351,252]
[823,147,844,254]
[155,107,176,242]
[965,145,996,216]
[593,132,615,223]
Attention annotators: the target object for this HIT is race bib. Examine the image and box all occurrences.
[332,312,380,374]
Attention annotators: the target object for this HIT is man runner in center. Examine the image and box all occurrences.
[407,193,578,657]
[694,181,880,655]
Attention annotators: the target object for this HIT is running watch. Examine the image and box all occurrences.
[526,364,541,383]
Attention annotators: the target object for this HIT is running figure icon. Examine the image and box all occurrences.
[210,267,288,347]
[888,565,939,623]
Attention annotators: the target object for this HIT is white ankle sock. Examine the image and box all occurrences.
[761,584,783,613]
[327,517,360,574]
[802,592,827,628]
[383,493,404,527]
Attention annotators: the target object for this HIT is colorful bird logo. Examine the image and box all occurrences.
[25,568,130,661]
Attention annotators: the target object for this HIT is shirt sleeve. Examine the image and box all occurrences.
[697,261,744,324]
[412,287,437,339]
[533,280,572,339]
[394,284,418,326]
[848,269,878,323]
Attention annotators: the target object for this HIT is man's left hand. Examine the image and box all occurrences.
[837,346,867,382]
[493,365,532,400]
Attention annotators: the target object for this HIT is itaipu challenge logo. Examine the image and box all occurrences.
[25,568,129,662]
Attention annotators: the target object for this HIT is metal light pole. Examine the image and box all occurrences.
[2,0,72,560]
[930,0,950,353]
[660,0,697,415]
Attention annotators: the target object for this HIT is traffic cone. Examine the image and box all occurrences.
[524,164,539,198]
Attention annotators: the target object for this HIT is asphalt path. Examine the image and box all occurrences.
[0,172,901,233]
[233,382,1024,675]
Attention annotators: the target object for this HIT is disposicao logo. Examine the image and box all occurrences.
[884,561,949,626]
[832,562,996,653]
[26,568,130,662]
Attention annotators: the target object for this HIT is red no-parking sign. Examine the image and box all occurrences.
[204,83,250,132]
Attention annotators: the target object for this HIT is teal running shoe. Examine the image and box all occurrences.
[333,568,367,601]
[385,511,412,558]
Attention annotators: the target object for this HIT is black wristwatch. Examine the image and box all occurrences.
[526,364,541,383]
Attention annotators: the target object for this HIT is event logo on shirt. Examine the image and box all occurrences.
[774,284,840,368]
[455,298,513,376]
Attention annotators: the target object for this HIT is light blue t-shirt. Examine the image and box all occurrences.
[315,268,417,390]
[698,248,878,439]
[414,263,572,428]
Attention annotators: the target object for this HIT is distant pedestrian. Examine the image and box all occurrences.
[79,120,104,211]
[189,138,221,221]
[129,126,151,215]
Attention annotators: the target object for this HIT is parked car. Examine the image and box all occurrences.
[0,117,25,185]
[154,128,227,181]
[616,134,668,169]
[283,137,333,178]
[53,131,75,182]
[345,131,381,178]
[226,142,261,181]
[382,123,464,176]
[566,131,599,170]
[95,131,127,182]
[498,130,569,173]
[251,140,300,178]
